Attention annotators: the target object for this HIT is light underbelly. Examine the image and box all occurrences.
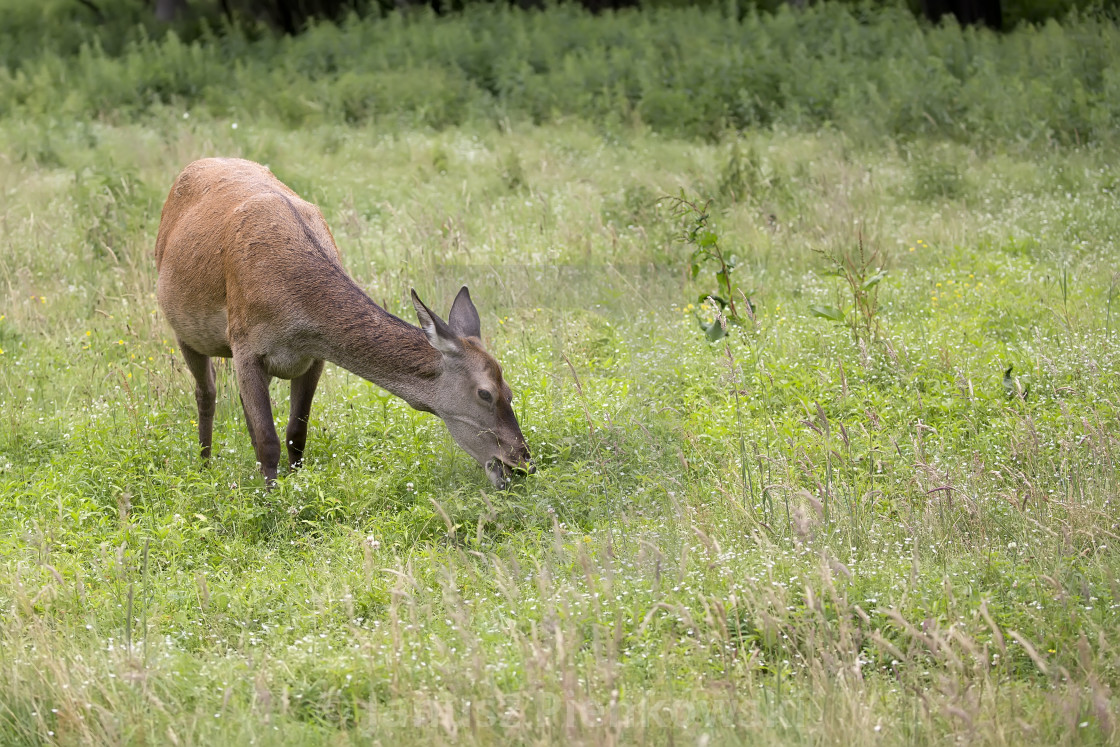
[159,288,317,378]
[262,350,317,380]
[167,309,233,358]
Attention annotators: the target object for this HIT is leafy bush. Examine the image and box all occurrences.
[2,3,1120,144]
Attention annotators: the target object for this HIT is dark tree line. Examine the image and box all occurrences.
[145,0,643,34]
[141,0,999,36]
[922,0,1002,29]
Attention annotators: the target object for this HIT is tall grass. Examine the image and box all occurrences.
[3,4,1120,143]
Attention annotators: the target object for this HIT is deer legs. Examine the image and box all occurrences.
[180,340,324,485]
[286,359,324,469]
[179,341,216,460]
[233,350,325,485]
[233,349,282,484]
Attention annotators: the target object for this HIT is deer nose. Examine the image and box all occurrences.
[521,444,535,469]
[512,444,534,474]
[508,460,534,477]
[499,438,533,472]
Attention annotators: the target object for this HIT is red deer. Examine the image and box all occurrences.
[154,158,532,488]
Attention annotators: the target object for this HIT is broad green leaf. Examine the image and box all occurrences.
[698,229,719,248]
[809,304,846,322]
[1003,365,1029,400]
[860,271,886,290]
[704,321,726,341]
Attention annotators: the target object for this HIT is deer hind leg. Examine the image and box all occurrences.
[178,340,216,461]
[286,359,324,470]
[232,348,281,485]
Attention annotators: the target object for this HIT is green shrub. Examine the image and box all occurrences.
[2,4,1120,143]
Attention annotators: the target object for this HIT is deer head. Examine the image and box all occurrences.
[411,287,533,489]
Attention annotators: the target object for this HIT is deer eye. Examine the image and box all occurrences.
[478,389,493,403]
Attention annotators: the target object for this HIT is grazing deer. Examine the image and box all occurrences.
[154,157,532,488]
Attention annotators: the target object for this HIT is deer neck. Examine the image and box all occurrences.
[311,280,442,413]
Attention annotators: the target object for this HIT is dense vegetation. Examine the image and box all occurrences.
[1,3,1118,743]
[3,2,1120,143]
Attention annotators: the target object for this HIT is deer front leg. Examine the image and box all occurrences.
[286,359,324,470]
[178,341,216,461]
[233,349,280,485]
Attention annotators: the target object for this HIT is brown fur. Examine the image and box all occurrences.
[155,158,531,486]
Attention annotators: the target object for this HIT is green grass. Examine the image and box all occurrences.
[2,7,1120,745]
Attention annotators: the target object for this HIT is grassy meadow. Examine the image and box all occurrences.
[2,4,1120,744]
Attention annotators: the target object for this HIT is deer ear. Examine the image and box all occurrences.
[412,289,461,355]
[447,285,482,339]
